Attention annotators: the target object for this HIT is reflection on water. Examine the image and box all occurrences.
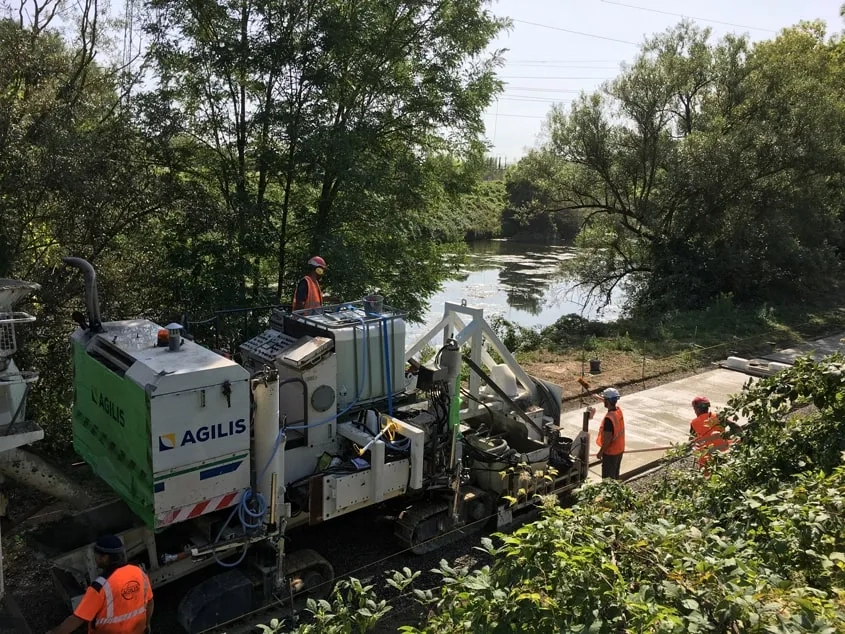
[408,239,624,339]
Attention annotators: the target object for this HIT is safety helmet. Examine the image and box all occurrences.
[308,256,327,269]
[94,534,125,555]
[601,387,620,401]
[691,396,710,409]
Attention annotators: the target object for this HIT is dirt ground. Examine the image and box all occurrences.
[521,349,701,410]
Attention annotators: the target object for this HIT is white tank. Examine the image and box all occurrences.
[285,305,406,410]
[252,371,281,507]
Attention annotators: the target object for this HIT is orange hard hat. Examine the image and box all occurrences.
[692,396,710,408]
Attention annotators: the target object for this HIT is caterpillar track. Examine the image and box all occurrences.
[394,488,492,555]
[194,549,333,634]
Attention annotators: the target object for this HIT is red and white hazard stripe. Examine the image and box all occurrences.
[156,490,241,528]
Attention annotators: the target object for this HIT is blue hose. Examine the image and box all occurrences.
[381,317,393,416]
[209,311,377,568]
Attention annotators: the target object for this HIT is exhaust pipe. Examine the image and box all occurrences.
[62,257,103,332]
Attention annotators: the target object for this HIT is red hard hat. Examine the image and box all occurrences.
[308,256,326,268]
[691,396,710,408]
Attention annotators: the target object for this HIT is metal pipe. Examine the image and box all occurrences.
[581,409,590,482]
[62,257,103,332]
[269,472,278,527]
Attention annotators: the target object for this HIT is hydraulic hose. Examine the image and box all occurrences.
[381,316,393,416]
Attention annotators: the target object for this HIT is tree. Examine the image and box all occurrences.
[0,0,183,450]
[533,21,845,312]
[142,0,508,317]
[501,149,585,241]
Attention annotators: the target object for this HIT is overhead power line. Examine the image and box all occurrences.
[598,0,777,34]
[505,64,620,70]
[506,58,622,63]
[484,112,548,120]
[502,86,584,93]
[499,76,612,80]
[498,96,571,103]
[511,18,640,46]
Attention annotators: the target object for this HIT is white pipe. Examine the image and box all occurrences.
[252,372,281,508]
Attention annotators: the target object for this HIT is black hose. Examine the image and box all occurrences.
[4,381,29,436]
[532,378,561,427]
[462,355,545,439]
[461,388,496,427]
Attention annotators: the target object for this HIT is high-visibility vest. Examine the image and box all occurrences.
[691,412,729,467]
[79,564,151,633]
[292,275,323,312]
[596,408,625,456]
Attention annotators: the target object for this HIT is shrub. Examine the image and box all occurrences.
[263,354,845,633]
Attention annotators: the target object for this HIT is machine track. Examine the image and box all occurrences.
[193,548,334,634]
[394,489,491,555]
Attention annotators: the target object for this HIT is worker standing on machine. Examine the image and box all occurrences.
[595,387,625,480]
[689,396,730,471]
[46,535,154,634]
[291,255,326,313]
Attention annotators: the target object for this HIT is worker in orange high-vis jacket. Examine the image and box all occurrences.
[595,387,625,480]
[46,534,153,634]
[689,396,730,470]
[292,255,326,313]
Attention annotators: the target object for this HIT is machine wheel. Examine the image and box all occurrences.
[394,488,492,555]
[284,548,334,609]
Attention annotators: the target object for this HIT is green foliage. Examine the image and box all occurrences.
[2,0,506,450]
[258,578,392,633]
[516,20,845,311]
[142,0,509,318]
[402,355,845,633]
[489,315,543,352]
[257,355,845,633]
[502,150,584,241]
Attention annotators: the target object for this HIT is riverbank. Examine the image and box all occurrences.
[501,297,845,407]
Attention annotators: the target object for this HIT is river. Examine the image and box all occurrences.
[407,239,624,339]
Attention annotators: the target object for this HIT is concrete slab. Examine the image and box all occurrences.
[758,332,845,365]
[561,369,754,482]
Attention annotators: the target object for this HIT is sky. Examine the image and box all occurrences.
[483,0,845,163]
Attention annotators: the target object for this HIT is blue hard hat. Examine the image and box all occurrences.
[94,535,124,555]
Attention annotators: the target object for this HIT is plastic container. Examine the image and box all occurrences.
[364,295,384,316]
[467,435,510,493]
[285,304,406,409]
[490,364,519,398]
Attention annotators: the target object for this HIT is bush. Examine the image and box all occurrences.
[263,354,845,633]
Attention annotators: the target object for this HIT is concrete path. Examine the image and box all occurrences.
[758,332,845,365]
[562,368,754,482]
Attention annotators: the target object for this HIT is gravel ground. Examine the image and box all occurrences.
[3,482,496,634]
[2,363,717,633]
[5,455,705,634]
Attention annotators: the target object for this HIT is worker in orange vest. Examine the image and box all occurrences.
[595,387,625,479]
[292,255,326,313]
[46,535,153,634]
[689,396,730,470]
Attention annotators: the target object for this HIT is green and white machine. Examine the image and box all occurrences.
[50,258,588,633]
[71,318,251,530]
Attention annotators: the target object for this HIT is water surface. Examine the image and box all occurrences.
[408,239,623,340]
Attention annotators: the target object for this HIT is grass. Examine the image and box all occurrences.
[502,293,845,400]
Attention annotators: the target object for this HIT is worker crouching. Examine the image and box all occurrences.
[46,534,154,634]
[596,387,625,480]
